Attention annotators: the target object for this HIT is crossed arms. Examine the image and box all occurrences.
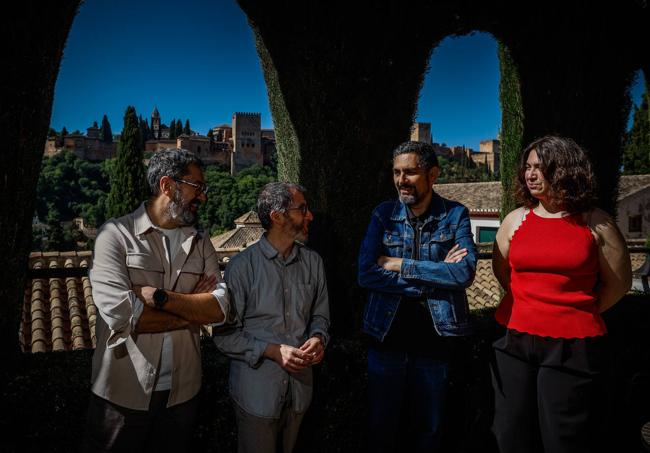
[357,207,477,294]
[89,222,227,347]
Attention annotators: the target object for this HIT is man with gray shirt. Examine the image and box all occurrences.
[84,149,229,452]
[214,182,330,453]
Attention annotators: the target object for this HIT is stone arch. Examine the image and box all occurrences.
[2,1,649,356]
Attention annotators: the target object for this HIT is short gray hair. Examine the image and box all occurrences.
[257,182,306,230]
[147,148,203,196]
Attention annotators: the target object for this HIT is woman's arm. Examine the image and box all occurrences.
[589,208,632,312]
[492,207,526,290]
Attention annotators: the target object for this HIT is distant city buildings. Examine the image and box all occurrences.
[46,116,497,175]
[45,109,277,175]
[410,121,500,175]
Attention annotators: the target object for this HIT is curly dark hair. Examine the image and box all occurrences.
[393,141,439,169]
[515,135,596,213]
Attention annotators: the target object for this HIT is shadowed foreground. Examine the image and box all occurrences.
[1,296,649,453]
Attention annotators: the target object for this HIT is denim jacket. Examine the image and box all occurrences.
[358,193,477,339]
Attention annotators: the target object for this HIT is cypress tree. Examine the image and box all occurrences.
[175,119,183,137]
[106,106,148,219]
[138,114,147,151]
[45,205,64,251]
[183,119,191,135]
[100,114,113,143]
[169,119,177,139]
[92,121,98,128]
[498,42,524,219]
[61,126,68,139]
[622,90,650,174]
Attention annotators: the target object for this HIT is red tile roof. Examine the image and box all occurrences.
[21,252,97,353]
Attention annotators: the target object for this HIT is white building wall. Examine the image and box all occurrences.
[617,189,650,241]
[470,217,501,243]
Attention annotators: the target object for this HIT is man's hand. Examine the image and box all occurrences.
[193,274,217,293]
[444,244,468,263]
[299,336,325,365]
[377,256,403,272]
[133,285,156,307]
[264,343,312,373]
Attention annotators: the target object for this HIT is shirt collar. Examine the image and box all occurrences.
[259,234,301,264]
[390,191,447,223]
[133,202,198,238]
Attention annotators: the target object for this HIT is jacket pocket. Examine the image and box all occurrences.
[382,231,404,256]
[427,228,454,261]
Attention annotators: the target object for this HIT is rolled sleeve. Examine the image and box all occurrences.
[208,282,229,327]
[90,222,141,349]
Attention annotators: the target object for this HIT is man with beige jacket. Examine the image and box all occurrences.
[83,149,229,452]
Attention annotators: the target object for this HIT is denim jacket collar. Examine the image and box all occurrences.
[389,191,447,224]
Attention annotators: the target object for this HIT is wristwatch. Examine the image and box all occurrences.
[153,288,168,309]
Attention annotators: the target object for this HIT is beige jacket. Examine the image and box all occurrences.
[89,203,223,410]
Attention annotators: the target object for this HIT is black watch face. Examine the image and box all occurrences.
[154,289,167,307]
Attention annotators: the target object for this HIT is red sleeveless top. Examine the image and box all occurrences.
[495,209,606,338]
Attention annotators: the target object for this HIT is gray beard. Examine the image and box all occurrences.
[399,194,417,205]
[168,193,197,226]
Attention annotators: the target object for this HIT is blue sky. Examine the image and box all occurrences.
[51,0,646,151]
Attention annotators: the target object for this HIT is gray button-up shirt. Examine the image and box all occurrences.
[213,235,330,418]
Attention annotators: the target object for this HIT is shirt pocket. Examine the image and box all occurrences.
[176,256,205,293]
[126,252,164,287]
[427,228,454,261]
[293,282,316,322]
[382,231,404,257]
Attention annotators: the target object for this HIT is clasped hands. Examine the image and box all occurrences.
[377,243,468,272]
[265,336,325,374]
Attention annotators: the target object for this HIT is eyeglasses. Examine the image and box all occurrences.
[286,203,309,215]
[173,177,209,195]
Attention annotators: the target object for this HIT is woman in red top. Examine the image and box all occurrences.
[491,136,632,453]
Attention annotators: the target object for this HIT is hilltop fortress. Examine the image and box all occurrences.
[45,114,498,175]
[45,110,276,175]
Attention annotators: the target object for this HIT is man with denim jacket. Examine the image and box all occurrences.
[358,141,477,452]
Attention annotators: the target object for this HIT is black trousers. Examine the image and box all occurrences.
[82,391,198,453]
[491,329,607,453]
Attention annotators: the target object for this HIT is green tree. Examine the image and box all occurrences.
[45,205,65,251]
[106,106,148,219]
[47,127,57,138]
[36,150,110,227]
[169,119,177,139]
[183,119,191,135]
[92,121,98,128]
[175,119,183,138]
[138,114,148,151]
[199,165,276,235]
[60,126,68,139]
[622,90,650,174]
[100,114,113,143]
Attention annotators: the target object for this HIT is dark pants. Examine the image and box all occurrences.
[367,346,449,453]
[82,391,198,453]
[491,330,606,453]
